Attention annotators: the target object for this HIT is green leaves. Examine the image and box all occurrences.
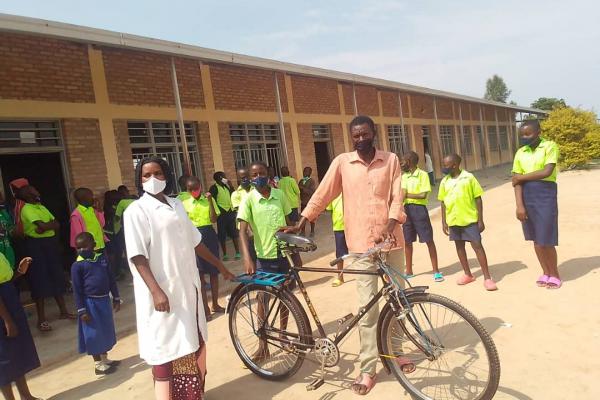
[484,75,511,103]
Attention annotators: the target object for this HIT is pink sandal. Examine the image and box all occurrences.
[546,276,562,289]
[536,275,550,287]
[457,275,476,285]
[351,373,376,395]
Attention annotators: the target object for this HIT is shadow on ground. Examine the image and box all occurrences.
[559,256,600,282]
[436,259,527,283]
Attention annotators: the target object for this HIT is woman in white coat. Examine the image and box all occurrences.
[124,157,235,400]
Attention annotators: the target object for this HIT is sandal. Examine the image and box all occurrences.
[395,356,416,374]
[38,321,52,332]
[331,278,344,287]
[536,275,550,287]
[546,276,562,289]
[351,373,376,395]
[212,305,226,314]
[457,275,476,285]
[433,272,445,282]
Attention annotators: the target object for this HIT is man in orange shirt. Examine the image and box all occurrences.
[290,115,405,395]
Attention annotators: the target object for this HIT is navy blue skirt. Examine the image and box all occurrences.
[0,282,40,385]
[403,204,434,244]
[197,226,220,275]
[522,181,558,246]
[25,236,66,299]
[78,296,117,355]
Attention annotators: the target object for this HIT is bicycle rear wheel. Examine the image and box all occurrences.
[379,293,500,400]
[228,284,311,381]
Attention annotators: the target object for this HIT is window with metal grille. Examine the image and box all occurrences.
[312,124,331,141]
[387,125,410,157]
[230,123,283,174]
[440,125,455,156]
[0,121,62,149]
[499,126,509,151]
[487,126,498,151]
[462,126,473,156]
[127,121,201,181]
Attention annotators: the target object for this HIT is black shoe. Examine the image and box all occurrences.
[95,364,116,375]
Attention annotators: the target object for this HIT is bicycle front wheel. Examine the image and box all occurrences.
[379,293,500,400]
[228,284,311,381]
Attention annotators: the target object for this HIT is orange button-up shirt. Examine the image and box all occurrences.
[302,150,406,253]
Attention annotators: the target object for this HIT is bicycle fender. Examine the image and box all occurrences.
[226,283,248,314]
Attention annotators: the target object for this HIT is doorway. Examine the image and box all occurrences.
[0,152,72,267]
[313,142,332,182]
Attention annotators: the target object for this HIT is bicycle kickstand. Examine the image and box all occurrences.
[306,355,326,391]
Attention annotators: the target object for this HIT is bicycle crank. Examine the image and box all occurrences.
[314,338,340,367]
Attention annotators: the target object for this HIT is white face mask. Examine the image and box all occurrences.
[142,176,167,195]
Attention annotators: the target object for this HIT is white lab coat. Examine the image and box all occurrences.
[123,193,207,366]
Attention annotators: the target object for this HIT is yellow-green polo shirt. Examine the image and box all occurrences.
[326,195,345,232]
[0,252,13,284]
[215,184,233,212]
[438,170,484,227]
[401,168,431,206]
[231,186,253,210]
[21,203,55,238]
[278,176,301,209]
[180,195,220,227]
[512,138,559,183]
[236,188,291,259]
[114,198,135,234]
[77,204,105,250]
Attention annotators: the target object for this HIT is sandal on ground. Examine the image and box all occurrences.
[37,321,52,332]
[484,279,498,291]
[433,272,445,282]
[351,373,376,395]
[403,273,415,280]
[331,278,344,287]
[395,356,416,374]
[536,275,550,287]
[59,312,77,320]
[457,275,476,285]
[546,276,562,289]
[212,305,226,313]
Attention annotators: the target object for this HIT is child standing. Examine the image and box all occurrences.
[0,254,41,400]
[401,151,442,282]
[326,194,347,287]
[512,120,561,289]
[438,154,497,291]
[298,167,317,237]
[71,232,121,375]
[278,166,301,223]
[210,172,241,261]
[179,176,224,318]
[70,187,107,253]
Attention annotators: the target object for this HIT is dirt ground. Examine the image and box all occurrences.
[19,166,600,400]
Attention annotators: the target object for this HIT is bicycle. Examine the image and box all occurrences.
[227,232,500,400]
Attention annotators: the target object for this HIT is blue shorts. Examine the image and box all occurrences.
[522,181,558,246]
[334,231,349,258]
[288,208,300,223]
[402,204,434,244]
[449,223,481,243]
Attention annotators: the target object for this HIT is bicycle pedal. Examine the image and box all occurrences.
[306,378,325,391]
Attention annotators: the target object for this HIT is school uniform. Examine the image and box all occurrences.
[512,138,559,246]
[326,195,348,258]
[231,186,257,262]
[0,253,40,386]
[20,203,66,299]
[278,176,301,223]
[179,193,222,275]
[209,183,239,244]
[71,253,120,356]
[70,204,107,251]
[237,188,292,274]
[402,168,434,244]
[437,170,484,243]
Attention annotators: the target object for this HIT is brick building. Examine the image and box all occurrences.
[0,14,545,250]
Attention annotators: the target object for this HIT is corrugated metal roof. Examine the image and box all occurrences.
[0,13,547,115]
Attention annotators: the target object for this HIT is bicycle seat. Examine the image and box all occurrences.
[275,232,317,252]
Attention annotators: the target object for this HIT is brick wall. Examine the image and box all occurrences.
[210,64,285,112]
[0,32,94,103]
[112,120,136,191]
[410,95,434,119]
[341,83,355,115]
[381,91,410,118]
[296,124,319,183]
[355,85,379,116]
[291,75,340,114]
[62,119,109,195]
[102,48,204,108]
[484,106,496,121]
[282,122,297,179]
[436,98,453,119]
[330,123,346,156]
[196,122,214,186]
[217,122,237,183]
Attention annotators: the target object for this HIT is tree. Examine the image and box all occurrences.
[541,107,600,168]
[531,97,567,111]
[484,75,511,103]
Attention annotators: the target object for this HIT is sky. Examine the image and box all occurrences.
[1,0,599,111]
